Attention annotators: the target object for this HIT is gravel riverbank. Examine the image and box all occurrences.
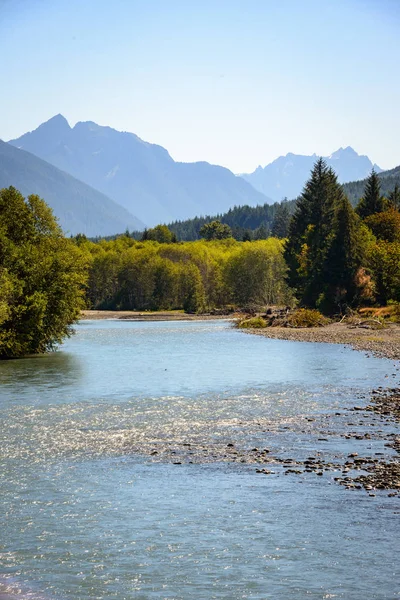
[245,321,400,361]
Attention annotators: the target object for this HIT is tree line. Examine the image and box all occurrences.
[0,159,399,357]
[285,160,400,313]
[77,235,291,313]
[115,199,296,243]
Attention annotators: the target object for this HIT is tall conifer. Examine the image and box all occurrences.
[271,203,290,238]
[356,169,385,218]
[284,159,342,306]
[319,196,364,313]
[388,184,400,211]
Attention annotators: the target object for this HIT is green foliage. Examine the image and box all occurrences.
[318,196,367,313]
[387,304,400,323]
[165,200,295,241]
[199,220,232,240]
[287,309,330,328]
[141,225,177,243]
[284,160,371,314]
[0,187,88,358]
[368,241,400,304]
[356,170,386,219]
[343,165,400,207]
[388,184,400,210]
[284,159,344,307]
[271,202,291,238]
[81,236,292,313]
[225,239,291,307]
[364,208,400,242]
[237,316,267,329]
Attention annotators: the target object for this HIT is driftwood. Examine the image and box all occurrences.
[349,318,385,329]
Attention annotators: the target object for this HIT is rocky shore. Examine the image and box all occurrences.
[246,321,400,360]
[137,386,400,498]
[78,313,400,497]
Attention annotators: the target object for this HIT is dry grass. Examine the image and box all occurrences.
[359,305,400,323]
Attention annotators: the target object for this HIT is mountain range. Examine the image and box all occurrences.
[241,147,382,202]
[0,140,143,237]
[9,115,270,226]
[4,114,394,238]
[167,165,400,241]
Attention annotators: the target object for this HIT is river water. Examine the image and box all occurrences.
[0,320,399,599]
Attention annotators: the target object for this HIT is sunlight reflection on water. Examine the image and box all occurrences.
[0,320,399,599]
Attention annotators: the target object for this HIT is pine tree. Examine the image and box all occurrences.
[388,184,400,211]
[271,203,290,238]
[284,159,342,306]
[319,196,364,313]
[356,170,385,218]
[253,224,269,240]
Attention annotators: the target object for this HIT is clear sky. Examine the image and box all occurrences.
[0,0,399,172]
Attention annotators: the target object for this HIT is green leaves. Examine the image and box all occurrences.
[0,187,88,358]
[284,160,368,313]
[84,237,292,313]
[199,221,232,241]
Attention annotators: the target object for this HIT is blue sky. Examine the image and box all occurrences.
[0,0,399,172]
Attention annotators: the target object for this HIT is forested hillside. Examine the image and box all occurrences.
[343,166,400,205]
[167,200,296,241]
[163,166,400,241]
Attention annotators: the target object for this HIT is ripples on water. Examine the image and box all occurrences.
[0,320,399,599]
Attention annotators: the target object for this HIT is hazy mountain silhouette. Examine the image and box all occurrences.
[241,147,382,201]
[167,163,400,241]
[342,163,400,205]
[10,115,271,226]
[0,140,143,236]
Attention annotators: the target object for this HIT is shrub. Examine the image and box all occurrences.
[358,305,400,323]
[287,309,330,328]
[237,316,267,329]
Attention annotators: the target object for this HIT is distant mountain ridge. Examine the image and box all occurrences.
[9,115,271,226]
[241,147,382,202]
[343,164,400,205]
[0,140,144,237]
[167,165,400,241]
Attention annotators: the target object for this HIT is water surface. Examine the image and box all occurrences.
[0,320,399,599]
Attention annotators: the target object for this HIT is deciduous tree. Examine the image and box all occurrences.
[0,187,88,358]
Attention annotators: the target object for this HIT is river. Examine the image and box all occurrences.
[0,319,399,599]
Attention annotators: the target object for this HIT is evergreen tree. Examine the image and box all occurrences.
[253,224,269,240]
[271,202,290,238]
[319,196,364,313]
[356,170,385,218]
[388,184,400,211]
[284,159,342,306]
